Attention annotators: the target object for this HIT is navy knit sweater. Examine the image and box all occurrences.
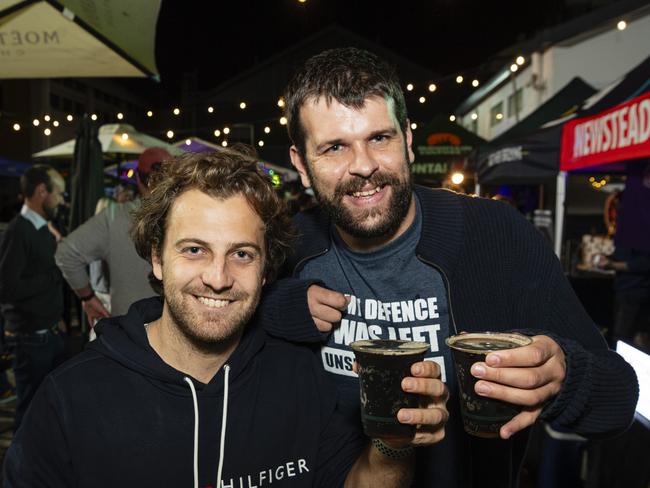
[259,186,639,487]
[0,215,62,333]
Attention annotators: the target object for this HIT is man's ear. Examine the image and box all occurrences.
[290,146,312,189]
[405,119,415,164]
[152,247,163,281]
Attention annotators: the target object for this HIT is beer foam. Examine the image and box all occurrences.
[350,339,429,355]
[446,333,531,354]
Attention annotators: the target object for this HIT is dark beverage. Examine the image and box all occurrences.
[351,339,429,439]
[446,332,532,438]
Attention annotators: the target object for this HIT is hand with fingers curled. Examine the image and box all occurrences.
[389,360,450,448]
[307,284,350,333]
[469,334,566,439]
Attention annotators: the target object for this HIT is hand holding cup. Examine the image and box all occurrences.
[351,340,448,447]
[470,334,566,439]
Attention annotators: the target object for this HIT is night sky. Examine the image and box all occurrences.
[147,0,609,104]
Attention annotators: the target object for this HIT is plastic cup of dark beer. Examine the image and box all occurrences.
[446,332,532,438]
[350,339,429,439]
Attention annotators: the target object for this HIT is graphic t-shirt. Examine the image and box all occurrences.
[299,195,456,421]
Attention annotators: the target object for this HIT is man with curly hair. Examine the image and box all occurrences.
[5,150,432,487]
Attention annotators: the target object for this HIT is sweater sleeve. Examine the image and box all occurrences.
[257,277,331,344]
[55,209,111,290]
[506,208,638,438]
[3,376,74,487]
[0,221,59,302]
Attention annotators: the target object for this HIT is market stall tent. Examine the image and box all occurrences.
[412,115,484,187]
[103,136,299,183]
[471,77,596,186]
[32,124,183,158]
[172,137,298,182]
[554,53,650,254]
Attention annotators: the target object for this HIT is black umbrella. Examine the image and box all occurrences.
[69,115,104,232]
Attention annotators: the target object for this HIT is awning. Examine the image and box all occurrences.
[474,126,563,185]
[560,91,650,171]
[472,77,596,185]
[560,54,650,171]
[0,0,160,79]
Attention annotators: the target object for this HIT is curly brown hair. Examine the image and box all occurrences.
[284,47,408,157]
[131,150,295,294]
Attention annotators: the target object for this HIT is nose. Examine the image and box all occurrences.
[201,257,234,291]
[348,144,379,178]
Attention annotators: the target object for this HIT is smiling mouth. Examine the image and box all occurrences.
[349,185,385,198]
[196,296,231,308]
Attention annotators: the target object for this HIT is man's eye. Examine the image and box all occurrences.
[184,246,202,255]
[234,250,252,259]
[326,144,342,153]
[372,134,388,142]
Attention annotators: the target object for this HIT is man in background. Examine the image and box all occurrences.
[0,165,66,430]
[56,147,171,326]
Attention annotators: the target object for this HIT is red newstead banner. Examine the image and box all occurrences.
[560,91,650,170]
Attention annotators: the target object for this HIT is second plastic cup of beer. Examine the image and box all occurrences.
[446,332,532,438]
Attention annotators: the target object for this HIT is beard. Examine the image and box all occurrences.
[164,283,261,355]
[307,151,413,239]
[43,202,58,221]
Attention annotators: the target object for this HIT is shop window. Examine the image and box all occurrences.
[490,101,504,126]
[508,89,523,118]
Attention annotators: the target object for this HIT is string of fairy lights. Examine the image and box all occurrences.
[0,53,535,154]
[0,15,634,140]
[0,55,526,145]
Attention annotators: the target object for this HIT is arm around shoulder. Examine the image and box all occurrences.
[258,277,329,343]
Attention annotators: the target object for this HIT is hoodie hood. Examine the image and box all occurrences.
[89,296,267,396]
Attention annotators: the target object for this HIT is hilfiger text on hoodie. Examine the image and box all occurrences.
[206,458,310,487]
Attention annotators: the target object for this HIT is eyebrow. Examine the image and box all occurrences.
[174,238,263,254]
[315,127,398,153]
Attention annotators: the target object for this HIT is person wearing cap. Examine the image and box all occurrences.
[56,148,172,326]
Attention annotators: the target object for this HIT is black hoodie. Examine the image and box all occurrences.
[4,297,366,488]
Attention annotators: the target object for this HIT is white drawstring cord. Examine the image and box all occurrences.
[216,364,230,488]
[184,377,199,488]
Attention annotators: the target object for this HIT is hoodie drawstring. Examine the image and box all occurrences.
[184,377,200,488]
[183,364,231,488]
[217,364,230,488]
